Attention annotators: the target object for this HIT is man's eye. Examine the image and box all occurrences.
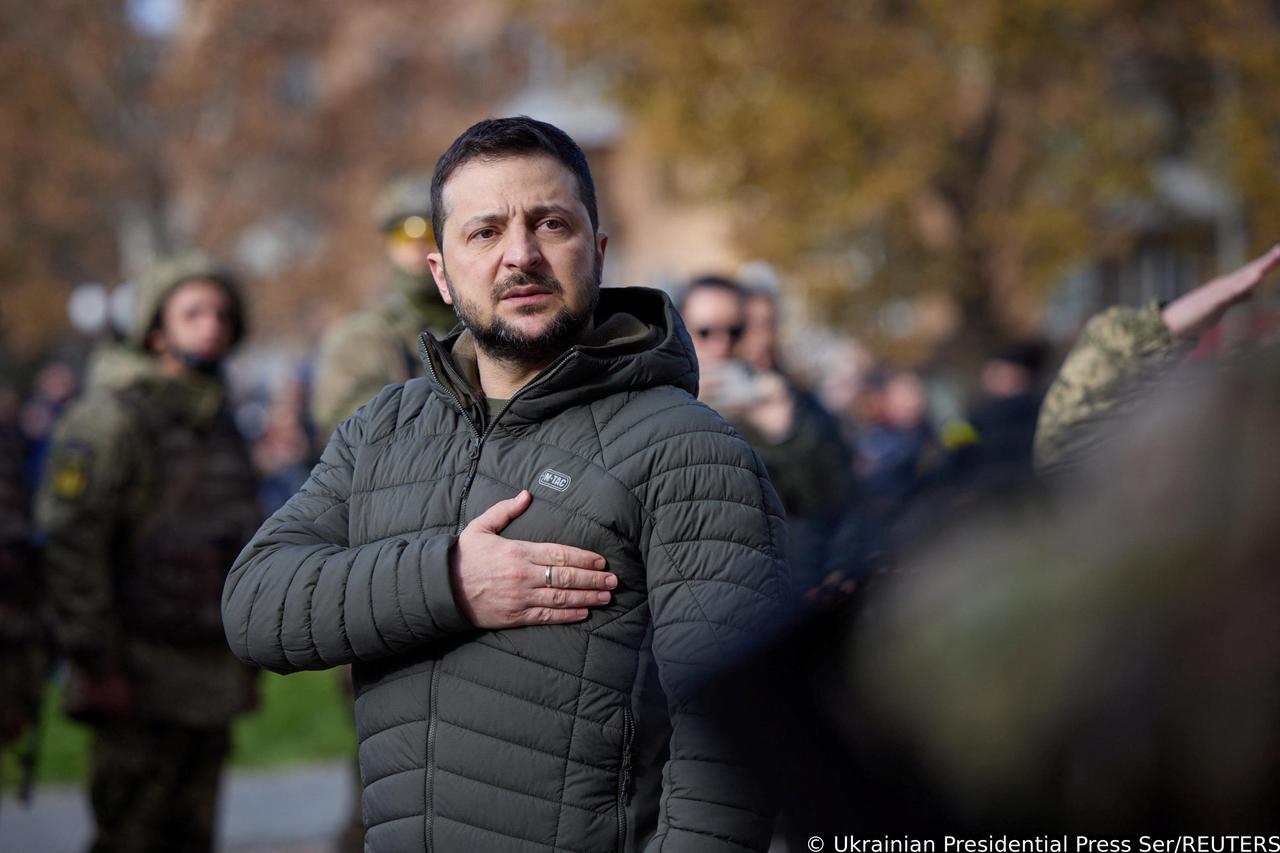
[540,219,565,231]
[472,228,497,240]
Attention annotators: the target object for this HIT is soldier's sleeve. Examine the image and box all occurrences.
[636,412,791,852]
[1034,302,1193,476]
[310,315,410,442]
[34,395,138,673]
[222,389,473,674]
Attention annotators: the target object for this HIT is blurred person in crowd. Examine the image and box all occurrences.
[310,173,459,442]
[0,382,22,428]
[1037,243,1280,475]
[894,341,1051,548]
[253,374,315,515]
[0,410,46,798]
[680,275,877,600]
[224,117,789,853]
[36,252,261,853]
[855,368,942,521]
[813,338,875,439]
[18,360,80,487]
[964,341,1047,486]
[738,285,780,373]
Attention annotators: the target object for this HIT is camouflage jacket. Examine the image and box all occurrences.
[35,348,260,728]
[1034,303,1192,475]
[311,277,457,440]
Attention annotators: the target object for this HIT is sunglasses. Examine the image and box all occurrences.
[695,325,745,341]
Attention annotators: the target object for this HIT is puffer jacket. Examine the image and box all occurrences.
[223,287,791,853]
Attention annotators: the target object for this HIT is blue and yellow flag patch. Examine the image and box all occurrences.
[51,443,93,500]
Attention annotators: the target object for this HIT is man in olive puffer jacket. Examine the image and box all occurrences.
[223,116,791,853]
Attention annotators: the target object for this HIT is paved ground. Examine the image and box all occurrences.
[0,760,352,853]
[1,761,790,852]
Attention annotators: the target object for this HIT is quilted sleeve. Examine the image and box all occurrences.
[222,395,471,673]
[634,408,791,852]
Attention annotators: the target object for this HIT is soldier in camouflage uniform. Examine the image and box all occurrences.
[36,252,261,853]
[311,174,458,440]
[1035,244,1280,475]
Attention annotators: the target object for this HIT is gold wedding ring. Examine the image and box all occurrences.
[545,566,554,588]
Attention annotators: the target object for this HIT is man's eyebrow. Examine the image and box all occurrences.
[460,204,580,233]
[526,203,577,221]
[459,212,508,232]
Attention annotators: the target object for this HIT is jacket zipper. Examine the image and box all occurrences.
[438,348,579,535]
[424,663,441,851]
[419,348,471,853]
[418,339,579,849]
[616,703,636,852]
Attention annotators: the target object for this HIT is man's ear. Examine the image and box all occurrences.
[427,252,453,306]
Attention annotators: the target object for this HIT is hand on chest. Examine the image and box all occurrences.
[351,427,647,598]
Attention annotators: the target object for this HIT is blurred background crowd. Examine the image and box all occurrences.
[3,1,1280,851]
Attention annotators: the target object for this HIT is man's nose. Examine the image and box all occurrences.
[502,226,543,270]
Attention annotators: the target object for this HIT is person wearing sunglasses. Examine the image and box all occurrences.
[311,173,460,443]
[679,275,875,604]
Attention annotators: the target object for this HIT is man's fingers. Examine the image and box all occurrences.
[529,587,612,609]
[519,607,591,626]
[469,490,532,534]
[1257,244,1280,278]
[1238,244,1280,288]
[540,565,618,590]
[528,542,607,572]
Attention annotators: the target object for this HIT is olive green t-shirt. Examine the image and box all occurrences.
[484,397,508,427]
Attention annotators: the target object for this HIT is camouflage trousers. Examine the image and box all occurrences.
[88,719,229,853]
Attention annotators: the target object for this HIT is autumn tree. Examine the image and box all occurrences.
[541,0,1280,357]
[0,0,528,359]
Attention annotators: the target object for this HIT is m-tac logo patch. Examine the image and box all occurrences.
[537,468,572,493]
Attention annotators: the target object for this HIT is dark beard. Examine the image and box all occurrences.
[447,265,600,365]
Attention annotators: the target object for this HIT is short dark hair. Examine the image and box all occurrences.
[678,274,748,312]
[430,116,599,247]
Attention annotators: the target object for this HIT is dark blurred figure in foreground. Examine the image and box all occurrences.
[680,275,878,601]
[310,173,458,442]
[703,246,1280,843]
[35,253,261,853]
[0,409,46,798]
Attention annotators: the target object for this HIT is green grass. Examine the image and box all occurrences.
[1,669,356,790]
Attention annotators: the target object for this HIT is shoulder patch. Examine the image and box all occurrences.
[51,442,94,501]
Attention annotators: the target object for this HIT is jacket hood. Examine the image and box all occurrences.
[418,286,698,428]
[130,251,246,350]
